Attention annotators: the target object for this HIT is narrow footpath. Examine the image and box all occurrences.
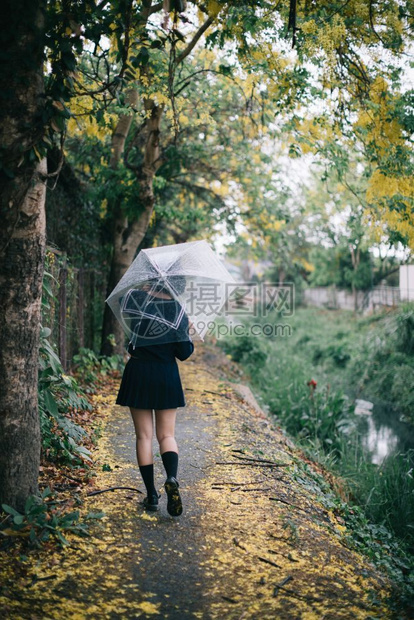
[1,345,392,619]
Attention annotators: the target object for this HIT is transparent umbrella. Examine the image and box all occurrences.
[106,240,236,347]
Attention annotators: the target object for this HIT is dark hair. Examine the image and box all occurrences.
[168,275,186,295]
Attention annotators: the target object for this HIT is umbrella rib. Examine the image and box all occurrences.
[143,252,162,276]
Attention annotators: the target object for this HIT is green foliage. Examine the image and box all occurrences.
[220,319,356,455]
[2,0,133,174]
[349,303,414,423]
[38,328,92,466]
[219,333,268,369]
[66,53,282,248]
[394,303,414,355]
[339,444,414,546]
[72,347,124,387]
[1,487,104,548]
[308,235,373,290]
[312,342,351,367]
[39,267,93,466]
[291,457,414,613]
[278,384,354,454]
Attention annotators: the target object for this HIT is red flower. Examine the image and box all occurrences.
[307,379,317,389]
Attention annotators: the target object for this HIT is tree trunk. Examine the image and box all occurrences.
[101,102,163,356]
[100,3,216,355]
[101,212,151,355]
[100,91,138,355]
[350,245,360,312]
[0,0,47,510]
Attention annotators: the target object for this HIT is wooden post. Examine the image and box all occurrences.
[59,254,68,370]
[78,268,85,350]
[89,269,96,350]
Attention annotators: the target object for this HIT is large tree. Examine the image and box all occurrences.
[0,0,131,509]
[0,1,48,511]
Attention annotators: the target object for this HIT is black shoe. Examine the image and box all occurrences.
[164,477,183,517]
[141,492,160,512]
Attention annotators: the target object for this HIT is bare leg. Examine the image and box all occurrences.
[155,408,182,516]
[130,408,154,465]
[154,408,178,455]
[130,408,158,509]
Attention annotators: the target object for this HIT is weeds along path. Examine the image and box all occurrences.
[1,345,391,619]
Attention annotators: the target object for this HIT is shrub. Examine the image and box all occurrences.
[1,487,104,548]
[268,378,355,455]
[394,303,414,355]
[72,347,124,388]
[219,333,268,369]
[38,328,93,465]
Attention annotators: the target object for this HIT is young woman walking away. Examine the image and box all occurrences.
[115,279,194,516]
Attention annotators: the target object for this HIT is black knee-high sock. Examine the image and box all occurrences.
[161,451,178,479]
[139,464,156,496]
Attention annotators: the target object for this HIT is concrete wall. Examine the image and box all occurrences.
[400,264,414,301]
[301,285,401,313]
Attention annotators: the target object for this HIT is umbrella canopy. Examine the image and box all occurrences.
[106,240,236,347]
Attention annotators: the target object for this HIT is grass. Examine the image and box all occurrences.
[218,303,414,548]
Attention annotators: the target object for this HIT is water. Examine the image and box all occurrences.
[355,399,414,464]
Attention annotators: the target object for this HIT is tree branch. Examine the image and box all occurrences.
[149,1,163,15]
[319,0,353,25]
[175,15,215,65]
[171,178,227,209]
[369,0,387,46]
[287,0,297,48]
[123,119,147,172]
[87,486,143,496]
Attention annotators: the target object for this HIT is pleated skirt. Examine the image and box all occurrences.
[116,358,186,409]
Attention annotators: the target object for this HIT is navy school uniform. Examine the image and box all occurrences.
[116,292,194,410]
